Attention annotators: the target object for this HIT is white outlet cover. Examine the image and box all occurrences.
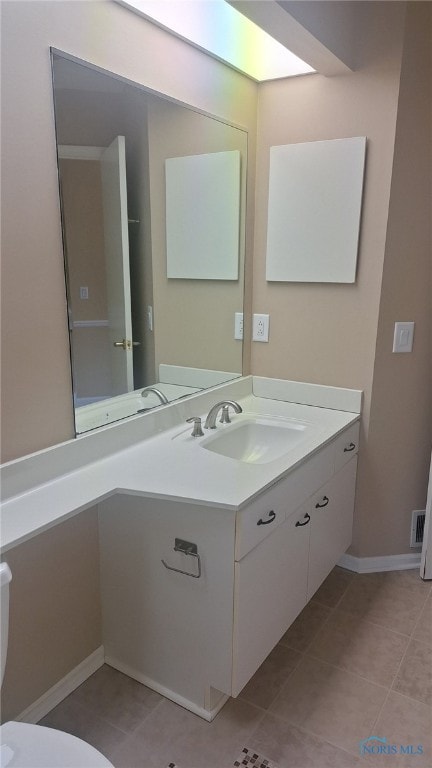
[253,313,270,342]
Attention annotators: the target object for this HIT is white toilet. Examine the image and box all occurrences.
[0,563,114,767]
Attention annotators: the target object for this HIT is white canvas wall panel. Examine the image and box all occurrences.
[166,150,240,280]
[265,137,366,283]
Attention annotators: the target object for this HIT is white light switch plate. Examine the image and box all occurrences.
[393,321,415,353]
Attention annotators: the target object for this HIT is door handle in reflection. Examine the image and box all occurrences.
[113,339,140,350]
[113,339,129,350]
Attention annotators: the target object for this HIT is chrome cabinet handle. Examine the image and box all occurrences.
[344,442,356,452]
[295,513,311,527]
[315,496,329,509]
[161,538,201,578]
[257,510,276,526]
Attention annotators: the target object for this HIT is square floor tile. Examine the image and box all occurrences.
[239,645,301,710]
[310,567,354,608]
[39,695,127,762]
[279,600,332,652]
[393,639,432,706]
[307,608,409,686]
[248,712,360,767]
[269,656,387,754]
[412,596,432,647]
[74,664,163,733]
[360,691,432,767]
[113,697,264,768]
[337,571,429,635]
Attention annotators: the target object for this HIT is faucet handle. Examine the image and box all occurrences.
[186,416,204,437]
[220,405,231,424]
[204,400,243,429]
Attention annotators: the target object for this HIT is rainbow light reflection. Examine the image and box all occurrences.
[118,0,315,81]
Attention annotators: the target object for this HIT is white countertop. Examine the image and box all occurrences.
[0,379,360,554]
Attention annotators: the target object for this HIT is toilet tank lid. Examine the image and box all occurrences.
[0,564,12,587]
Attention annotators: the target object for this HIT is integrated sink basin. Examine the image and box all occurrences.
[200,416,309,464]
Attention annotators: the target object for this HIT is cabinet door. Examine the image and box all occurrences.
[307,456,357,601]
[232,504,310,697]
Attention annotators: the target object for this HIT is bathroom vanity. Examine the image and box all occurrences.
[98,411,359,718]
[0,376,361,722]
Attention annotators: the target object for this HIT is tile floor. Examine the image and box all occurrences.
[40,568,432,768]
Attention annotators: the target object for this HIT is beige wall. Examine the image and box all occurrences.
[251,3,405,420]
[60,160,108,323]
[59,159,113,399]
[251,1,431,558]
[1,0,257,462]
[147,98,246,376]
[355,2,432,557]
[1,510,102,721]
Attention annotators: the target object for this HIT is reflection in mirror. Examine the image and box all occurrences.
[51,52,246,434]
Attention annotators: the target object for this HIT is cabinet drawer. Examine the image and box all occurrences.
[235,483,287,561]
[334,421,360,473]
[236,442,335,561]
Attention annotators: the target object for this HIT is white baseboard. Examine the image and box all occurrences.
[17,646,105,724]
[338,553,422,574]
[105,655,229,722]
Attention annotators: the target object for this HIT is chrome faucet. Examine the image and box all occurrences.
[204,400,242,429]
[141,386,169,405]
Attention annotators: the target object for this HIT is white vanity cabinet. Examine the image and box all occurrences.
[231,421,359,697]
[98,420,359,720]
[98,495,237,718]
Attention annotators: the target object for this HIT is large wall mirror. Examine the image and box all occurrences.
[51,52,246,434]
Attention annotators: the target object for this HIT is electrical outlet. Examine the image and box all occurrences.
[234,312,243,340]
[253,313,269,342]
[79,286,89,300]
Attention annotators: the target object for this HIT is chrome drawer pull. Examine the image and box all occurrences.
[295,513,311,527]
[344,442,356,452]
[315,496,329,509]
[161,538,201,578]
[257,510,276,526]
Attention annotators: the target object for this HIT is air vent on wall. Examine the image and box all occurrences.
[410,510,426,548]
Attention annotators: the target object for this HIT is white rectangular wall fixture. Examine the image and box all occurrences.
[392,321,415,353]
[252,313,270,342]
[265,137,366,283]
[166,150,240,280]
[234,312,243,340]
